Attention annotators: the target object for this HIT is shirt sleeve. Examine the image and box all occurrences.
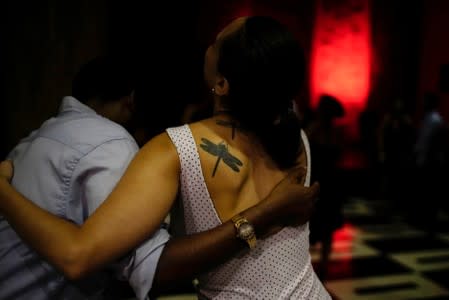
[71,138,170,299]
[120,228,170,300]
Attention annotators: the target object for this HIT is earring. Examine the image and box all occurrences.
[211,88,216,95]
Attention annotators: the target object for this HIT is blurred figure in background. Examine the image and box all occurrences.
[378,98,415,219]
[412,92,448,232]
[306,94,345,280]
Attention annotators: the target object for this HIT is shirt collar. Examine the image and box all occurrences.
[59,96,98,116]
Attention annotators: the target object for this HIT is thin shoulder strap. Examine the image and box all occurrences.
[300,129,312,187]
[166,125,200,177]
[165,125,222,233]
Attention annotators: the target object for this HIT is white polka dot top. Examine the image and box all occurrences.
[166,125,331,300]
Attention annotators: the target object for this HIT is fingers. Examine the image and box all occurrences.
[286,166,306,184]
[308,182,320,204]
[0,160,14,182]
[309,181,320,194]
[0,160,12,170]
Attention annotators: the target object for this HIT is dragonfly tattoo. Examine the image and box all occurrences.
[200,138,243,177]
[216,119,239,139]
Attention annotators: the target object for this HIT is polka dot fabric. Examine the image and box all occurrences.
[166,125,331,300]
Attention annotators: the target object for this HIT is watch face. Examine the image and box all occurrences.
[239,223,255,239]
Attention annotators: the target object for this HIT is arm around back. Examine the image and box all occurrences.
[152,167,319,289]
[0,132,180,279]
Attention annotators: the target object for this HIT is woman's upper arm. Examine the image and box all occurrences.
[79,132,180,271]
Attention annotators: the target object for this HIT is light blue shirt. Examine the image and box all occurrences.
[0,96,169,300]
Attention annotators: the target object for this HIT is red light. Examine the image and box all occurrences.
[332,222,357,243]
[233,0,253,19]
[311,0,372,134]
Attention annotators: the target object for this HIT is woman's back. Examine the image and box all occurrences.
[166,118,330,299]
[192,117,306,221]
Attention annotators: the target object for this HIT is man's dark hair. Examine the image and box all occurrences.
[318,94,345,119]
[72,56,134,103]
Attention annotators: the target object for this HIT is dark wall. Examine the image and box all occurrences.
[362,0,422,117]
[103,2,203,140]
[2,0,108,157]
[2,0,446,158]
[369,0,449,121]
[1,1,203,155]
[418,0,449,121]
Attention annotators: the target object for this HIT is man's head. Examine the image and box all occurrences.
[72,56,135,125]
[317,94,344,121]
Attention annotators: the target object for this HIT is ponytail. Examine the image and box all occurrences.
[218,16,305,169]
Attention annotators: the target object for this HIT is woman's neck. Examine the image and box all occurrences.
[213,97,228,115]
[214,109,232,117]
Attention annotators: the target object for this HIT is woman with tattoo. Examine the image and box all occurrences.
[0,16,329,299]
[165,16,329,299]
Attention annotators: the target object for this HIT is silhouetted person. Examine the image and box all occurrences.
[378,98,415,217]
[413,92,447,232]
[306,94,345,280]
[358,108,381,200]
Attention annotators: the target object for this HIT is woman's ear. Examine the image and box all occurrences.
[213,75,229,96]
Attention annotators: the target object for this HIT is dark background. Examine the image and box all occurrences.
[2,0,449,195]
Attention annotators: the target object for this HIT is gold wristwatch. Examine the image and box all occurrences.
[231,214,257,249]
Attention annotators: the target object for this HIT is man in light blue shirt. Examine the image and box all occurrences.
[0,57,169,299]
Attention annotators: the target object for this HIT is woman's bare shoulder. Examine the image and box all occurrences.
[137,132,179,165]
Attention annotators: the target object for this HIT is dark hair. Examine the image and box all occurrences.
[72,56,134,103]
[318,94,345,119]
[217,16,305,169]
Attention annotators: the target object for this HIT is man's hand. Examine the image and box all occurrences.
[264,167,319,229]
[0,160,14,182]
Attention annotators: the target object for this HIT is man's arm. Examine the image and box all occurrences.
[152,168,318,290]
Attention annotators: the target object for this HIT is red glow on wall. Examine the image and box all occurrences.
[233,0,253,19]
[311,0,372,132]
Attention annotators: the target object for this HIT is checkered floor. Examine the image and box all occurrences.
[155,197,449,300]
[314,197,449,300]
